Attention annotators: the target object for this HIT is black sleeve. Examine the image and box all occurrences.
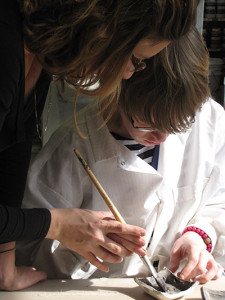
[0,0,52,243]
[0,0,26,147]
[0,140,51,243]
[0,204,51,243]
[0,140,32,208]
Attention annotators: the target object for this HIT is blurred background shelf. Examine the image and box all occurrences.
[203,0,225,106]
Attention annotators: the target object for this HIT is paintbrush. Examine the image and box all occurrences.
[74,149,168,292]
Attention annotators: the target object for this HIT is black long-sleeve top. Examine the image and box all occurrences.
[0,0,51,243]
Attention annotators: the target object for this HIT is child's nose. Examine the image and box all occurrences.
[149,131,168,143]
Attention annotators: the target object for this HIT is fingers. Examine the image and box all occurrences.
[169,233,221,283]
[169,241,184,273]
[193,262,224,284]
[169,252,182,273]
[84,252,110,273]
[213,263,225,279]
[90,239,125,263]
[77,236,130,264]
[178,249,205,280]
[50,208,147,274]
[177,251,223,283]
[90,210,146,237]
[102,220,146,237]
[103,221,146,255]
[111,233,146,246]
[76,225,144,257]
[107,233,146,256]
[101,235,134,257]
[86,214,146,256]
[79,242,125,273]
[76,231,143,272]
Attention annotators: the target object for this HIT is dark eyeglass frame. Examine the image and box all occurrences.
[130,117,155,132]
[131,55,146,72]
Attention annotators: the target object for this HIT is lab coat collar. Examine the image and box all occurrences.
[84,103,162,176]
[158,129,191,188]
[84,103,119,161]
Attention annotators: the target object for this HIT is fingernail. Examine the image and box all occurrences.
[179,273,184,279]
[140,249,147,256]
[169,266,176,272]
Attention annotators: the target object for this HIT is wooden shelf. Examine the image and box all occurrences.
[208,50,225,58]
[203,20,225,27]
[203,14,225,105]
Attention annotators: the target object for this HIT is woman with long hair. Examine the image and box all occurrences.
[0,0,198,290]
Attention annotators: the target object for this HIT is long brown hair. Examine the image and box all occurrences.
[19,0,198,100]
[117,26,210,134]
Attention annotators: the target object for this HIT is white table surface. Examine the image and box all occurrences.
[0,277,224,300]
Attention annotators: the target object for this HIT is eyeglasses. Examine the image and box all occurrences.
[131,55,146,72]
[130,117,155,132]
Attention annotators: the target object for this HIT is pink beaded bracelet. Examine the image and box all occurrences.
[182,226,212,252]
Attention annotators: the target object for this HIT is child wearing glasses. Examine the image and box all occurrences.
[17,27,225,283]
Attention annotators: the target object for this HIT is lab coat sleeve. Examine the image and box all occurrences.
[187,103,225,259]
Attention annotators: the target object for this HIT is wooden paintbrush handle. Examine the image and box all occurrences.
[74,149,126,224]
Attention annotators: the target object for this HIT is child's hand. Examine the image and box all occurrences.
[169,232,224,283]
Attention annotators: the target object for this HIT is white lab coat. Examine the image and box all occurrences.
[19,98,225,279]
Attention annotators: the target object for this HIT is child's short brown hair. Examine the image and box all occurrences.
[118,26,210,134]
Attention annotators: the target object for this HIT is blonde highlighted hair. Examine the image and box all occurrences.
[19,0,198,101]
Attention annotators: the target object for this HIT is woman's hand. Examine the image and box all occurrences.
[0,242,46,291]
[169,231,224,283]
[47,208,146,272]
